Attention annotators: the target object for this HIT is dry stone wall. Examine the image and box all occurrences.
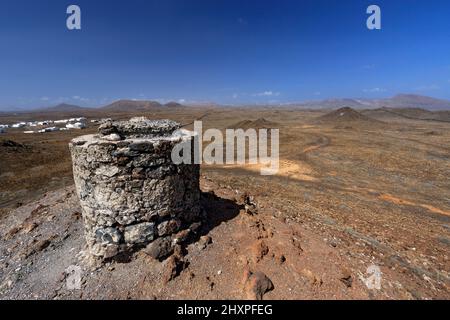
[69,118,201,260]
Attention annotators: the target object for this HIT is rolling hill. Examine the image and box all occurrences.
[100,100,163,112]
[384,94,450,110]
[38,103,89,113]
[100,100,188,112]
[314,107,376,124]
[291,94,450,111]
[230,118,279,130]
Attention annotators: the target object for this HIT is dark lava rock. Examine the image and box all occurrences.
[243,270,274,300]
[144,236,174,260]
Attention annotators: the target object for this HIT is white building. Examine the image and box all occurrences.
[54,119,70,124]
[12,122,26,128]
[68,117,86,123]
[66,122,86,129]
[38,127,60,133]
[37,120,53,126]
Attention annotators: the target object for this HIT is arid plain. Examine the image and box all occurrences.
[0,101,449,299]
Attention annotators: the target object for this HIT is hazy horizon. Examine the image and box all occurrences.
[2,92,450,114]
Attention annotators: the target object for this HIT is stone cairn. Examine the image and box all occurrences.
[69,117,201,261]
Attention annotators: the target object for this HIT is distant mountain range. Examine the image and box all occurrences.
[99,100,188,111]
[0,100,189,114]
[99,100,163,112]
[38,103,90,112]
[2,94,450,113]
[381,94,450,110]
[292,94,450,111]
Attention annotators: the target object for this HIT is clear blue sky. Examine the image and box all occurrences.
[1,0,450,109]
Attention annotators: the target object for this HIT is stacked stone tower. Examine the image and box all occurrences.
[69,117,201,260]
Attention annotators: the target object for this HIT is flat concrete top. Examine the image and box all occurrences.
[98,117,181,139]
[70,128,195,148]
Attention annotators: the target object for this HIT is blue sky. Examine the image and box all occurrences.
[0,0,450,109]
